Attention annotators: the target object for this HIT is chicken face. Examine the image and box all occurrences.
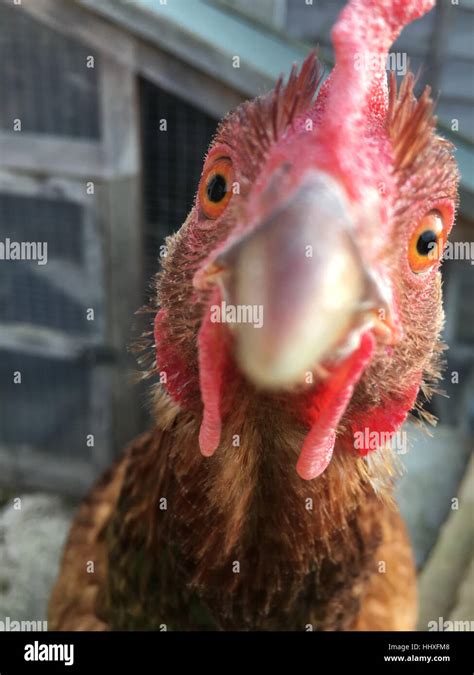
[154,0,459,480]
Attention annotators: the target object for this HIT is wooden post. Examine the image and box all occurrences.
[98,55,144,455]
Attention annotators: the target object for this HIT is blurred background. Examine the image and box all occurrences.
[0,0,472,628]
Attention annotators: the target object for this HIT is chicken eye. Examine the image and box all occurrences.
[408,210,445,274]
[207,174,227,203]
[416,229,438,256]
[199,157,234,219]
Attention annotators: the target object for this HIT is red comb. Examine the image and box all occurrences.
[317,0,435,199]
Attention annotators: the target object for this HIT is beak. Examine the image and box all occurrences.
[198,172,393,389]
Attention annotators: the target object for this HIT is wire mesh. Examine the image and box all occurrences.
[0,2,100,139]
[0,192,98,337]
[139,77,218,283]
[0,350,93,459]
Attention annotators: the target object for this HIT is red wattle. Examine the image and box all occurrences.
[296,332,375,480]
[349,379,421,456]
[198,288,227,457]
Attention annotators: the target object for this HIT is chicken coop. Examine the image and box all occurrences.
[0,0,307,495]
[0,0,473,497]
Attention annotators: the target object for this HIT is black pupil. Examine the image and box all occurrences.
[416,229,438,256]
[207,174,227,203]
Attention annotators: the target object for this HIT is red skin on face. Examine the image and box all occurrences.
[154,0,456,480]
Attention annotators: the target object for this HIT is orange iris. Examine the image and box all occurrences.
[199,157,234,219]
[408,210,446,273]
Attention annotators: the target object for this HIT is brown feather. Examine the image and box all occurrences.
[49,56,458,634]
[49,388,416,630]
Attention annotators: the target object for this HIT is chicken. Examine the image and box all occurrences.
[49,0,459,631]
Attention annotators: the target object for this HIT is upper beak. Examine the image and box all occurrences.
[197,171,394,389]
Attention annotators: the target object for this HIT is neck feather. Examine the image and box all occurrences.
[136,387,399,626]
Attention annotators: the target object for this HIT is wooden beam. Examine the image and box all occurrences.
[0,170,91,203]
[136,42,243,118]
[218,0,287,31]
[0,323,107,360]
[77,0,274,97]
[417,455,474,629]
[0,132,108,180]
[98,58,144,454]
[98,176,146,455]
[99,55,140,176]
